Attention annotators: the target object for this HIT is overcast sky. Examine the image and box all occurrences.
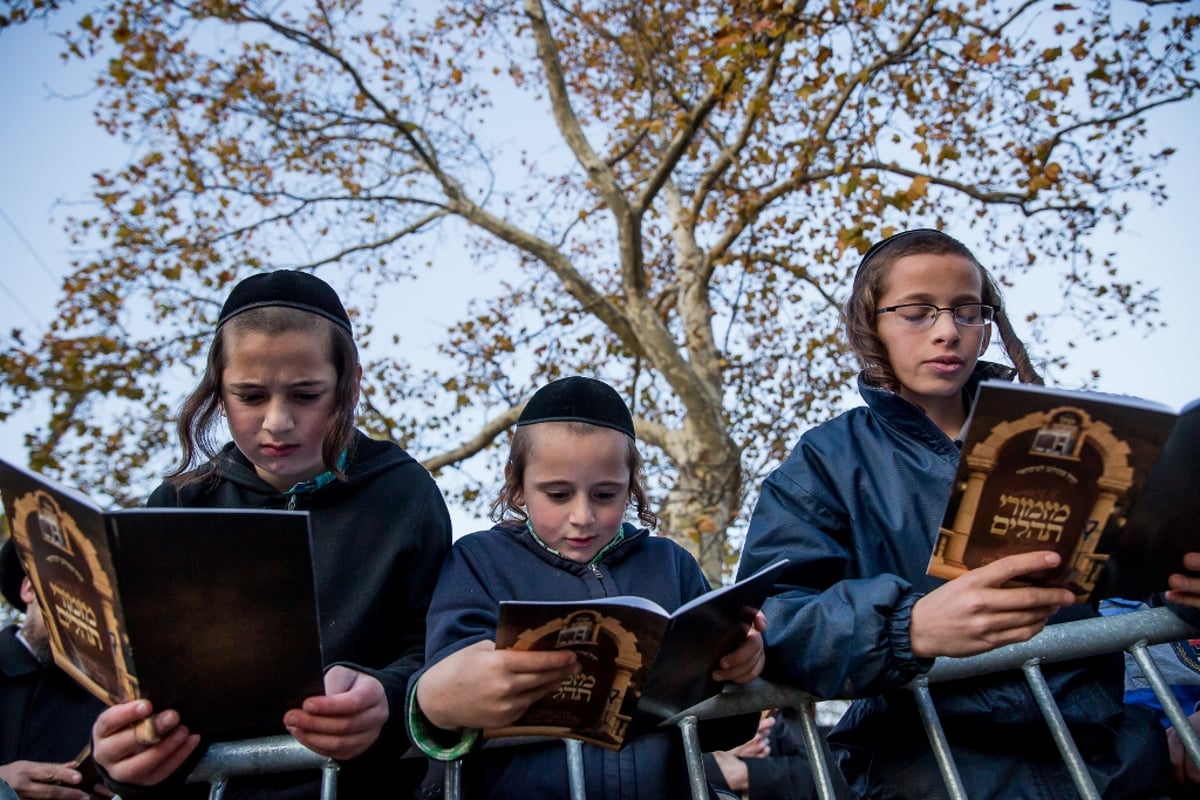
[2,17,1198,491]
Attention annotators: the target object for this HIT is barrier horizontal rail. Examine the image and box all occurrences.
[186,735,338,800]
[923,605,1198,682]
[180,607,1200,800]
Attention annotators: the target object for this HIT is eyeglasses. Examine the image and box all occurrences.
[875,303,997,329]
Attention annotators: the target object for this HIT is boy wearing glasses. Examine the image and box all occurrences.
[736,229,1181,798]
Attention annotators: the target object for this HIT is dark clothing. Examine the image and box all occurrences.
[703,709,824,800]
[408,522,742,800]
[107,432,453,800]
[736,365,1174,799]
[1,623,106,764]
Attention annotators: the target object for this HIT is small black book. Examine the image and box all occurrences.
[0,457,326,742]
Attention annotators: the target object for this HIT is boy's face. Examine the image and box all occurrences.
[876,252,990,420]
[516,423,632,563]
[220,327,339,491]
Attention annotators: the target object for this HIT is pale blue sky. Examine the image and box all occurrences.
[2,16,1198,464]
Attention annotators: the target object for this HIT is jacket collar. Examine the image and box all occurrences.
[858,360,1017,451]
[502,521,647,572]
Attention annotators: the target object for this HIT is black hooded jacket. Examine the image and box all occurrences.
[108,431,452,799]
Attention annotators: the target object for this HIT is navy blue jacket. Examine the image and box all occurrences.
[737,366,1173,799]
[409,522,736,799]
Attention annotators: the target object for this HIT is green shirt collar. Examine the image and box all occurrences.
[284,449,348,495]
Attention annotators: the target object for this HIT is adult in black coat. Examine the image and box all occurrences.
[0,537,109,799]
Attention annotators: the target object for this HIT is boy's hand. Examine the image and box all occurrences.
[91,700,201,787]
[911,551,1076,659]
[284,666,387,761]
[713,610,767,683]
[416,640,580,731]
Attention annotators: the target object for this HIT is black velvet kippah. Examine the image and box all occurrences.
[0,537,26,613]
[516,376,635,439]
[217,270,352,333]
[855,228,940,273]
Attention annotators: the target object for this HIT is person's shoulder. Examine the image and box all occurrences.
[145,471,231,508]
[445,524,539,574]
[146,472,211,507]
[806,405,868,438]
[0,625,40,677]
[348,431,415,467]
[637,528,692,557]
[625,529,708,576]
[147,444,247,507]
[778,405,868,463]
[347,433,438,487]
[146,480,180,507]
[452,523,525,553]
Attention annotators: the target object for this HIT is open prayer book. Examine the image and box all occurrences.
[487,558,788,750]
[0,458,326,741]
[927,381,1199,603]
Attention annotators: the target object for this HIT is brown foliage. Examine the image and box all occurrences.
[2,0,1195,580]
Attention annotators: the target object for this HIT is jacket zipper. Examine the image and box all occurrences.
[588,562,606,593]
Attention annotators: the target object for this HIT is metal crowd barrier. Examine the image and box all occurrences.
[185,735,337,800]
[181,607,1200,800]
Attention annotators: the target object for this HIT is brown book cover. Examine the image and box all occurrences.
[0,457,326,742]
[928,381,1195,602]
[486,558,787,750]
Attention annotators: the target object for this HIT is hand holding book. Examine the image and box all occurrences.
[911,550,1078,659]
[484,559,785,750]
[414,640,583,732]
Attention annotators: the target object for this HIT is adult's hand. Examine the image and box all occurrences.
[0,758,106,800]
[709,710,776,793]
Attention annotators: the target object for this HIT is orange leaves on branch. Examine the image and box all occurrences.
[0,0,1192,569]
[936,143,961,165]
[906,175,930,202]
[1026,161,1064,194]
